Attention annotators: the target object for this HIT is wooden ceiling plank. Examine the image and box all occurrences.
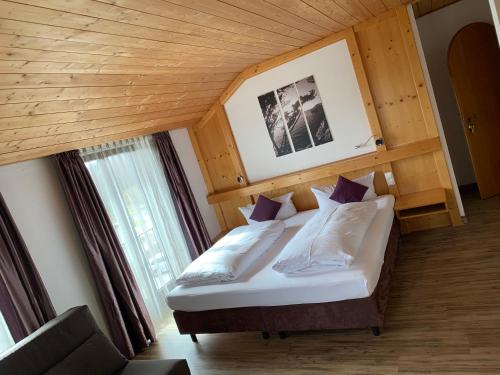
[1,111,205,142]
[358,0,388,15]
[246,0,343,31]
[96,0,304,47]
[165,0,320,43]
[0,112,205,154]
[382,0,406,8]
[0,21,266,64]
[15,0,293,54]
[0,101,212,130]
[0,32,258,66]
[0,82,230,104]
[0,45,247,71]
[0,72,238,89]
[302,0,361,27]
[334,0,376,20]
[0,47,252,70]
[0,117,200,165]
[0,2,273,59]
[0,90,222,118]
[220,0,332,37]
[0,60,243,74]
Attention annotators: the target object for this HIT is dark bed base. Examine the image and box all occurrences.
[173,221,400,341]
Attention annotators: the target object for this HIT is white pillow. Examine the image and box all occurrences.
[311,172,377,210]
[238,192,297,224]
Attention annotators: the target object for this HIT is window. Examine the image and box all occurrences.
[0,311,14,354]
[81,136,191,329]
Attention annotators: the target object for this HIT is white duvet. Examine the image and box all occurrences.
[272,201,377,275]
[176,220,285,287]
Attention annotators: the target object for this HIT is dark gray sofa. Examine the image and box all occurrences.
[0,306,190,375]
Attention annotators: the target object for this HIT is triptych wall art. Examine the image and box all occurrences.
[258,75,333,157]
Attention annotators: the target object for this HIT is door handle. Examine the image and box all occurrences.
[467,116,476,133]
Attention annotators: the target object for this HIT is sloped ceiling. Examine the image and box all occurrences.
[0,0,413,165]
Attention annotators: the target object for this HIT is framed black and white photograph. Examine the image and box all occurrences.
[258,75,333,157]
[277,83,313,152]
[295,76,333,146]
[257,91,293,157]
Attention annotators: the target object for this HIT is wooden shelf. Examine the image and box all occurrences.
[395,188,449,224]
[397,203,448,220]
[395,188,447,212]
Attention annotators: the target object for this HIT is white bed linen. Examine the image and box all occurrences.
[167,195,395,311]
[175,220,285,287]
[273,201,378,274]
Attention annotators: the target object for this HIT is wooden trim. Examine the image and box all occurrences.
[207,137,441,204]
[188,125,228,232]
[217,28,353,105]
[216,105,249,185]
[345,28,386,151]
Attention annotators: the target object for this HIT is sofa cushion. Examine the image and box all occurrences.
[44,331,127,375]
[120,359,190,375]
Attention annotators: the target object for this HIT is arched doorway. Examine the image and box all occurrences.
[448,22,500,199]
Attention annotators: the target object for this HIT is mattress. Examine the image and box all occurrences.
[167,195,395,312]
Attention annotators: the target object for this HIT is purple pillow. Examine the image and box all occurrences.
[250,195,282,222]
[330,175,368,204]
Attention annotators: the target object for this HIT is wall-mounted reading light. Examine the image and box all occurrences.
[355,135,384,149]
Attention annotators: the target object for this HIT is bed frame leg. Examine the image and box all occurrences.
[371,327,381,337]
[278,331,287,340]
[262,331,270,340]
[190,334,198,343]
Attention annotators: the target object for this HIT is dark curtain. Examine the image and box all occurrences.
[154,132,212,259]
[0,193,56,342]
[53,151,155,359]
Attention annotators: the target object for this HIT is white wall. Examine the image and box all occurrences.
[225,39,375,182]
[416,0,494,186]
[489,0,500,41]
[170,128,221,239]
[0,158,109,336]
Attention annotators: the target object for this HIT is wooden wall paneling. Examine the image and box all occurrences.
[194,5,460,233]
[345,28,386,150]
[191,106,251,230]
[394,6,461,225]
[256,166,390,212]
[353,7,442,200]
[188,126,228,234]
[207,137,441,205]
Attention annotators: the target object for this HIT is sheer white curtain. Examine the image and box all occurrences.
[81,136,191,329]
[0,311,14,354]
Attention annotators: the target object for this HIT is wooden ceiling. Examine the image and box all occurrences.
[412,0,462,17]
[0,0,417,165]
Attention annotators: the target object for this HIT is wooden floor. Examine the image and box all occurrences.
[138,190,500,374]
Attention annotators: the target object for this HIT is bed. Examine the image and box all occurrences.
[167,195,400,340]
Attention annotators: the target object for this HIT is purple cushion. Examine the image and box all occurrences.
[330,175,368,204]
[250,195,282,222]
